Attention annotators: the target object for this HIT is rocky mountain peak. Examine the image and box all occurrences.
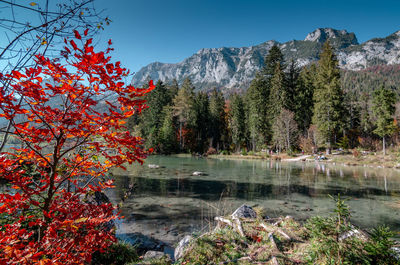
[131,28,400,94]
[304,28,359,45]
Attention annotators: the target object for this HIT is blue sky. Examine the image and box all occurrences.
[94,0,400,73]
[3,0,400,74]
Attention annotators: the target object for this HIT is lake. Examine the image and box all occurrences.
[111,155,400,245]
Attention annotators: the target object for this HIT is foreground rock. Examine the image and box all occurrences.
[174,235,193,261]
[231,204,257,219]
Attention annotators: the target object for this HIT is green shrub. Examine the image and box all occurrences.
[91,241,138,265]
[220,150,230,155]
[304,195,368,264]
[365,226,398,265]
[241,149,247,156]
[287,149,296,157]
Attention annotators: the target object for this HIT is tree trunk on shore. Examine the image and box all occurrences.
[326,141,331,155]
[383,136,386,156]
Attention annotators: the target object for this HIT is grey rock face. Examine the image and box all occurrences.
[231,204,257,219]
[131,28,400,94]
[174,235,192,261]
[304,28,358,46]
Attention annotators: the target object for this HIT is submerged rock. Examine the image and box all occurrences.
[174,235,192,261]
[231,204,257,219]
[192,171,206,176]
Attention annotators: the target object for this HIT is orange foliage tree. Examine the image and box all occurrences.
[0,30,154,264]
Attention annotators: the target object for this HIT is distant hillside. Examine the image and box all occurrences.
[341,64,400,94]
[131,28,400,94]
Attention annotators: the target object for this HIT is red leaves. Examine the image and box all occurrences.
[70,40,78,50]
[12,70,26,79]
[0,32,152,264]
[74,30,81,40]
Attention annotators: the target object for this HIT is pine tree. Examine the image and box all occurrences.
[209,89,227,151]
[284,59,300,112]
[262,44,285,78]
[245,45,285,150]
[359,92,373,136]
[372,86,397,155]
[268,63,286,124]
[246,73,269,151]
[312,41,346,154]
[172,78,195,151]
[191,92,211,153]
[159,106,178,154]
[343,89,361,147]
[140,80,171,150]
[229,94,246,152]
[168,79,179,99]
[294,64,316,133]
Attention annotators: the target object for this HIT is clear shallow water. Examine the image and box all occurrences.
[111,155,400,244]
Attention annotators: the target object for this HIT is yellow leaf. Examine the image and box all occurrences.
[30,2,37,6]
[74,217,88,223]
[80,11,84,15]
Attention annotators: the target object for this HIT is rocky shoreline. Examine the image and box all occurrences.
[119,204,400,264]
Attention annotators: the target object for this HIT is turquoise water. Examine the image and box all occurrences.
[112,155,400,243]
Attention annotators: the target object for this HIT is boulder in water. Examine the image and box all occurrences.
[192,171,206,176]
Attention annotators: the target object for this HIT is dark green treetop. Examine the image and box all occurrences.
[312,41,346,150]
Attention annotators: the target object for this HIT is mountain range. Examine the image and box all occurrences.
[131,28,400,93]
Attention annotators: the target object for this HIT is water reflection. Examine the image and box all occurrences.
[111,156,400,244]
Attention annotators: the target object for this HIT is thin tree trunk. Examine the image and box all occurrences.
[179,122,182,151]
[383,136,386,156]
[326,141,331,155]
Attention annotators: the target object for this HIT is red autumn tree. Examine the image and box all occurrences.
[0,30,154,264]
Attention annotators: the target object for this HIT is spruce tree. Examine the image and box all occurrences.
[246,45,285,150]
[372,86,397,155]
[229,94,246,152]
[284,60,300,112]
[140,80,171,150]
[294,64,316,133]
[246,73,269,150]
[191,92,211,153]
[168,79,179,99]
[209,89,227,151]
[172,78,195,151]
[359,92,373,136]
[159,106,178,154]
[268,63,286,124]
[312,41,346,154]
[262,44,285,78]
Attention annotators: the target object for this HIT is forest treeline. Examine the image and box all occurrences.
[129,42,399,155]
